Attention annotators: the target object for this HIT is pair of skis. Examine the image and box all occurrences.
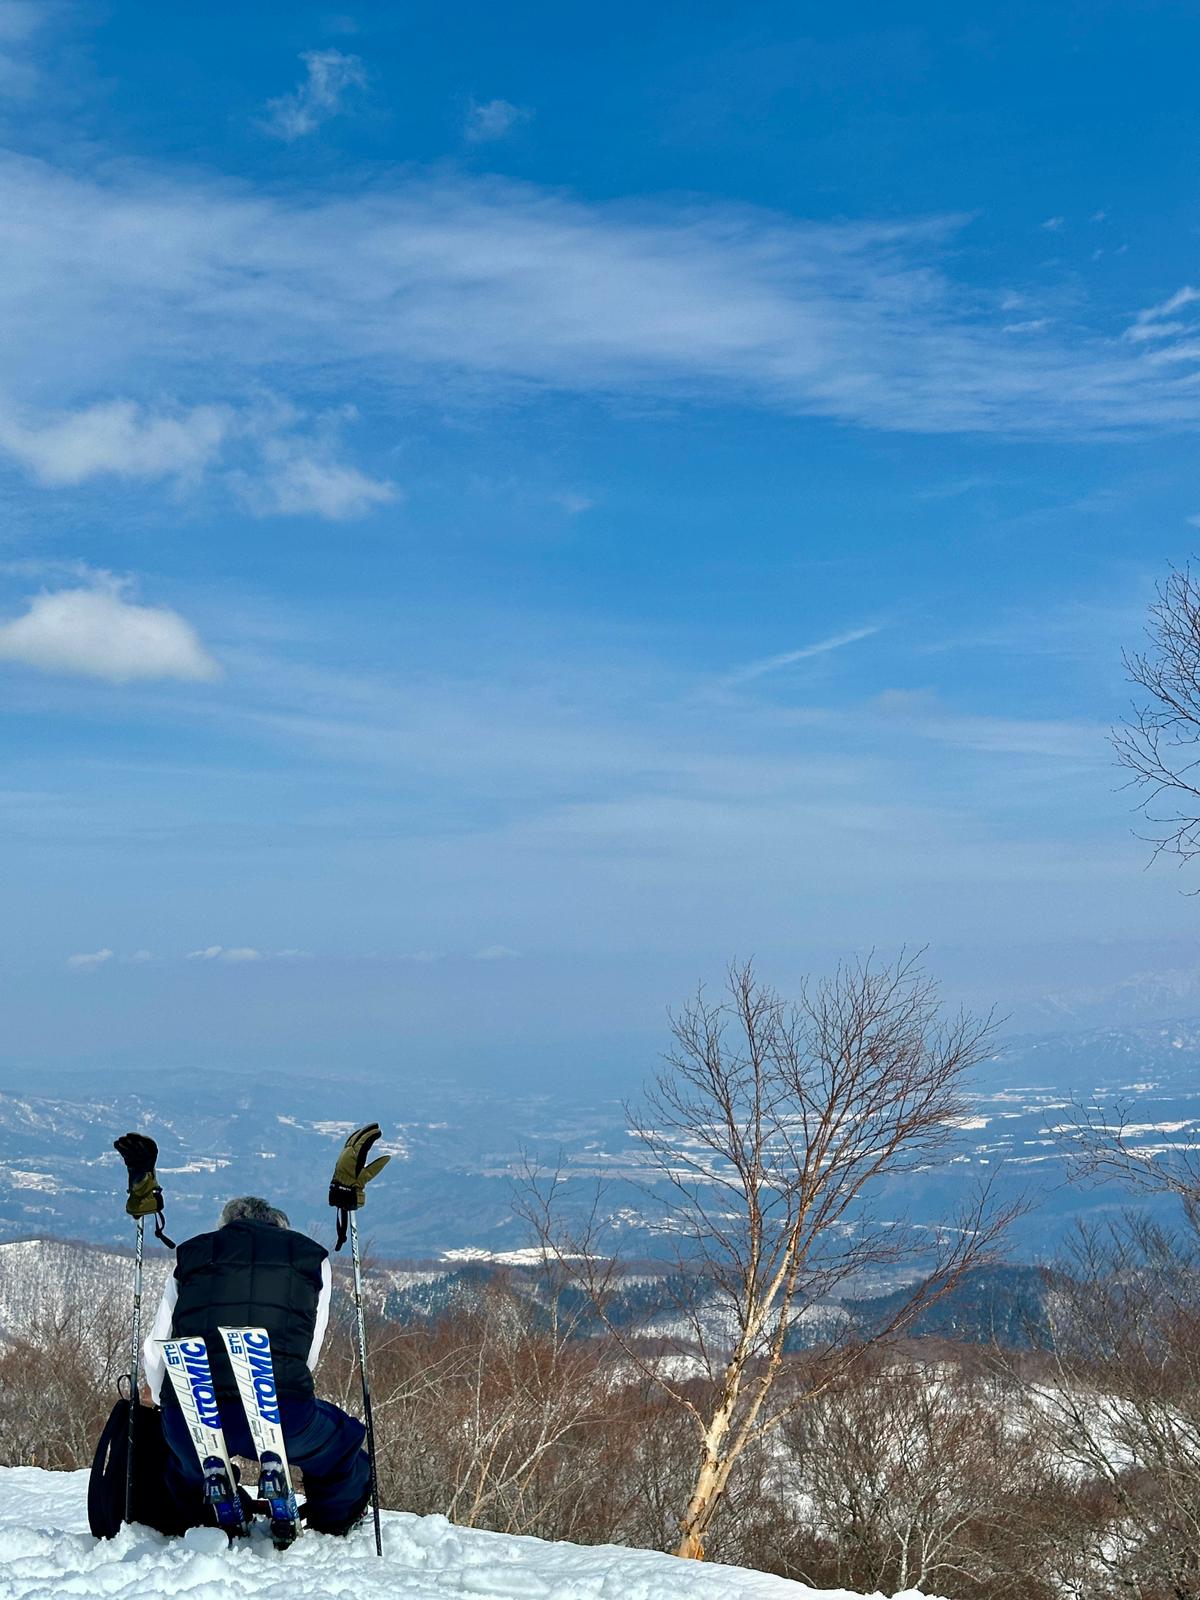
[159,1327,301,1549]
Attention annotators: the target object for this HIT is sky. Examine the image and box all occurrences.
[3,0,1200,1092]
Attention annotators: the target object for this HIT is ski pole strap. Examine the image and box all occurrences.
[151,1206,176,1250]
[329,1185,353,1251]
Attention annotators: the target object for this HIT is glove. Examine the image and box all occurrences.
[113,1132,175,1246]
[328,1123,390,1249]
[114,1133,162,1218]
[328,1123,390,1210]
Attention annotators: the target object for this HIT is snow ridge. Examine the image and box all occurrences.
[0,1465,942,1600]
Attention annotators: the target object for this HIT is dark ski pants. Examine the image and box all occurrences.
[161,1393,372,1534]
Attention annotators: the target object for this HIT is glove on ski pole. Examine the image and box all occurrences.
[328,1123,390,1251]
[114,1132,175,1247]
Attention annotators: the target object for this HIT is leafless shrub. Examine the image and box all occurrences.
[0,1289,126,1469]
[317,1271,636,1541]
[767,1356,1068,1599]
[1023,1214,1200,1600]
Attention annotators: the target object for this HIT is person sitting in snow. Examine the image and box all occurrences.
[138,1136,385,1536]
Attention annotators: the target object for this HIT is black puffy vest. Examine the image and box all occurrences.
[169,1219,327,1402]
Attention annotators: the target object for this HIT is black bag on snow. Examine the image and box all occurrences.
[87,1397,191,1538]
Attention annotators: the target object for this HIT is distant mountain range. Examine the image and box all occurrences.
[0,1018,1196,1262]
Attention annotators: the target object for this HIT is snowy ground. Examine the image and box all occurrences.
[0,1466,942,1600]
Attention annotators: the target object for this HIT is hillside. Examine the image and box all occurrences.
[0,1465,940,1600]
[1,1018,1198,1261]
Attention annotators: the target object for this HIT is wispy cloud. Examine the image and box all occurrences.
[1125,286,1200,344]
[0,0,49,99]
[9,154,1200,489]
[552,491,595,516]
[463,98,531,143]
[472,944,521,961]
[724,626,881,687]
[66,947,112,971]
[263,49,366,141]
[242,437,397,520]
[0,579,220,684]
[871,690,1103,760]
[186,945,304,963]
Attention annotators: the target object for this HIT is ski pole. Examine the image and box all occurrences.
[125,1212,145,1525]
[329,1122,390,1555]
[349,1212,383,1557]
[113,1132,175,1529]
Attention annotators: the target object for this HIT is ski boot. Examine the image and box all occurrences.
[202,1455,251,1541]
[258,1451,301,1549]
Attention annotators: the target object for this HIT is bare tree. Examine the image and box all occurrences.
[525,954,1015,1560]
[1062,1095,1200,1223]
[1114,563,1200,865]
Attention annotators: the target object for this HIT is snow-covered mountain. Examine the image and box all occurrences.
[0,1018,1197,1259]
[0,1465,941,1600]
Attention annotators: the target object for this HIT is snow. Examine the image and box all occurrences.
[438,1246,581,1267]
[0,1465,943,1600]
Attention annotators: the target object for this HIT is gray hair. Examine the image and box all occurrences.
[219,1195,290,1230]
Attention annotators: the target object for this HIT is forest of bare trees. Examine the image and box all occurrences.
[3,1232,1200,1599]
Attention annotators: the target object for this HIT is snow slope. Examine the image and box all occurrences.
[0,1466,942,1600]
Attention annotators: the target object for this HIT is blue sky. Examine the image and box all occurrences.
[3,0,1200,1090]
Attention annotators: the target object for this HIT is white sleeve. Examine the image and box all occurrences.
[142,1274,178,1405]
[307,1257,332,1372]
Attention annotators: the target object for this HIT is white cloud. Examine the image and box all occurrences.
[724,627,881,687]
[0,583,219,684]
[472,944,521,961]
[0,399,229,486]
[463,98,531,143]
[127,949,153,964]
[66,947,112,971]
[187,944,265,962]
[0,397,390,520]
[1040,216,1065,232]
[245,438,397,520]
[263,49,366,141]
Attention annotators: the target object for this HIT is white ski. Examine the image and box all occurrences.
[219,1326,302,1547]
[158,1336,249,1537]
